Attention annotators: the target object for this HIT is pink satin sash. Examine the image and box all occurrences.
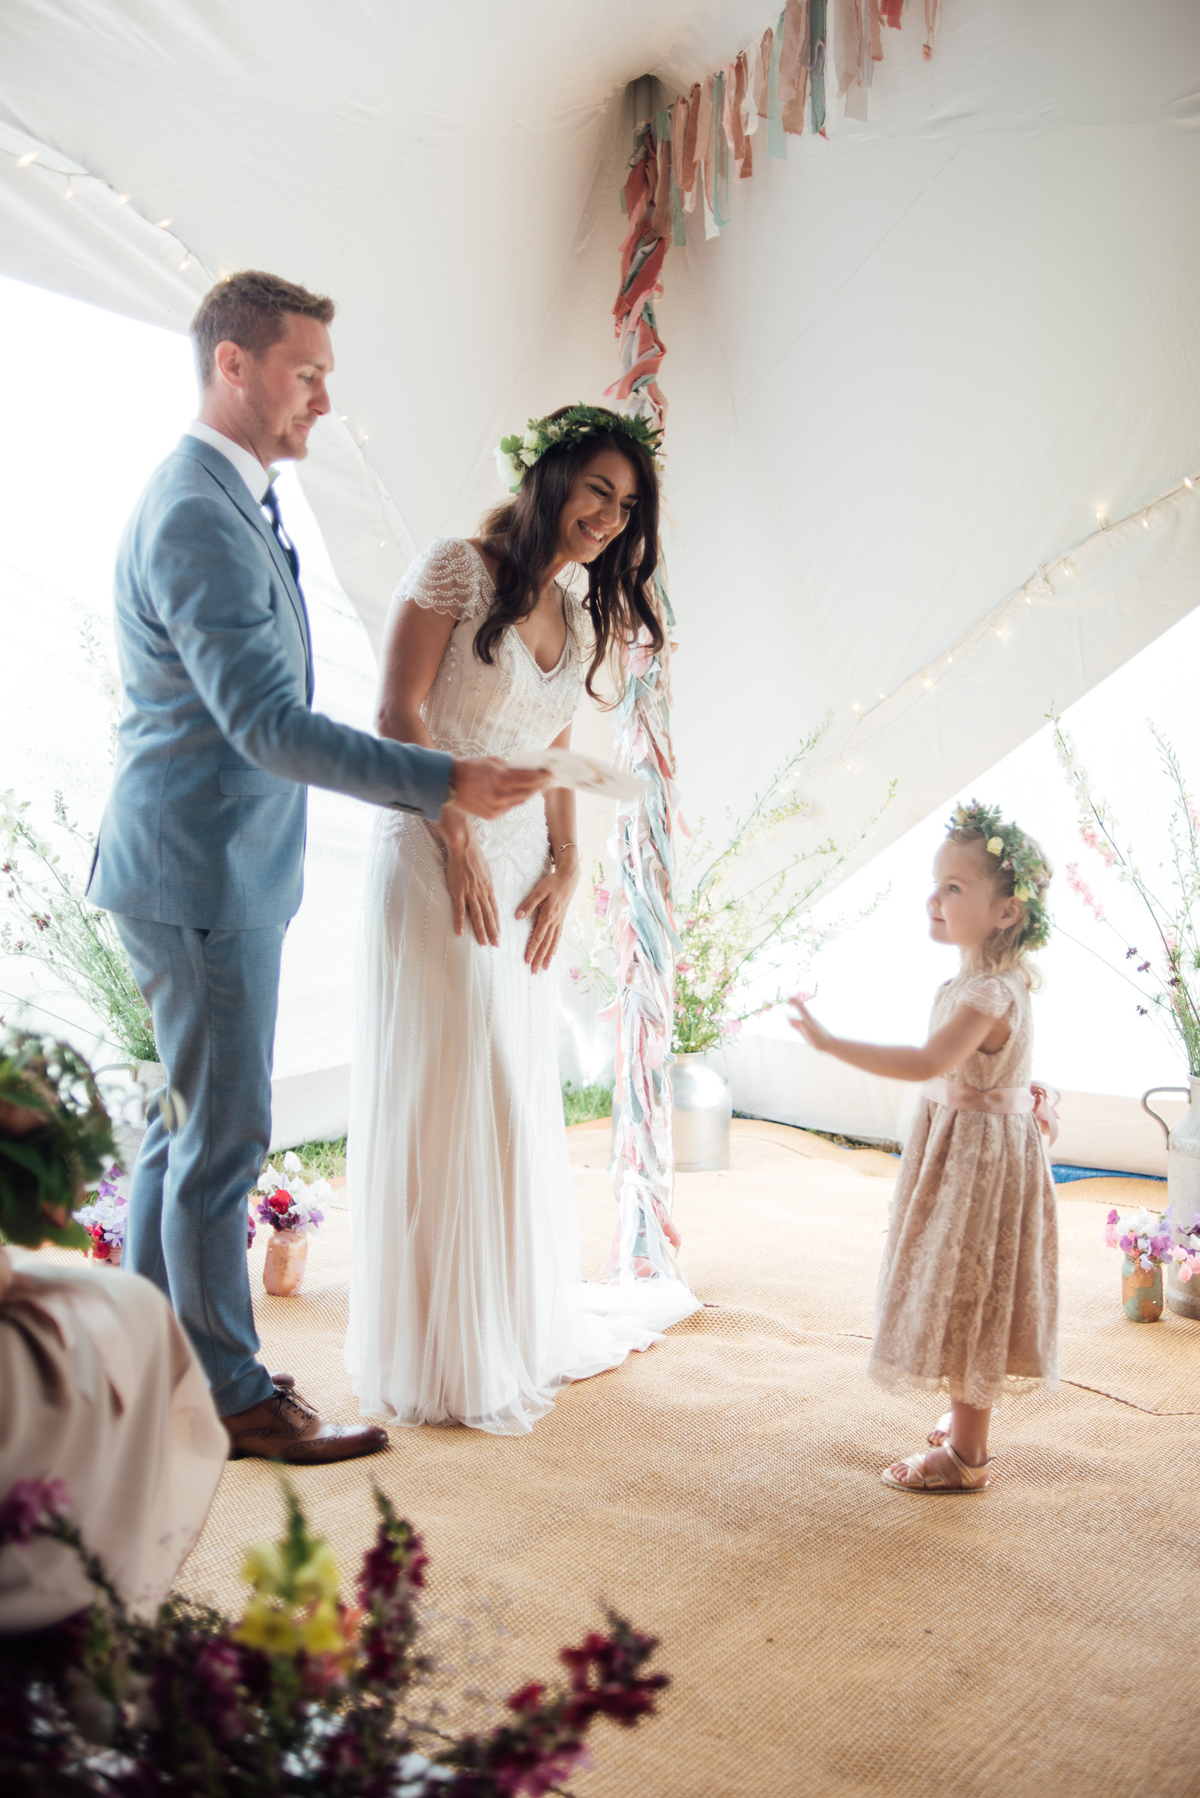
[924,1077,1060,1148]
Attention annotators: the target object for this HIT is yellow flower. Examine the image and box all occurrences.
[986,836,1004,857]
[294,1542,340,1605]
[1015,883,1033,902]
[234,1596,300,1656]
[240,1540,286,1597]
[300,1597,346,1657]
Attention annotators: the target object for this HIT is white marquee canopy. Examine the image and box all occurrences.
[2,0,1199,1145]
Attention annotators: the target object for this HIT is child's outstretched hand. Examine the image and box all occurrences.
[788,992,835,1054]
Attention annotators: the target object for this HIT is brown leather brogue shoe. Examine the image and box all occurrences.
[223,1386,389,1465]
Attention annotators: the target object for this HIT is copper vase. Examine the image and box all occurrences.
[1121,1255,1163,1322]
[263,1228,308,1297]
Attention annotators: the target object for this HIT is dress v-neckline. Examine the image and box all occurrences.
[462,539,569,678]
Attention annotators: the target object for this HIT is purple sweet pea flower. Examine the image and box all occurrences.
[1118,1234,1135,1254]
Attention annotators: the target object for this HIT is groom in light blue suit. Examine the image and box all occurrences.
[88,271,545,1463]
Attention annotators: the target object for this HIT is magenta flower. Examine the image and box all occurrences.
[0,1476,71,1546]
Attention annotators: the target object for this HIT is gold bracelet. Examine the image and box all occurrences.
[555,842,578,856]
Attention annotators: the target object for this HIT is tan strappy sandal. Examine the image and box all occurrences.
[881,1442,992,1494]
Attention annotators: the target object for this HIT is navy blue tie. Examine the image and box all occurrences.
[261,482,300,583]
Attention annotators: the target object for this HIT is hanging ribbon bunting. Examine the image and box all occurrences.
[601,3,940,1293]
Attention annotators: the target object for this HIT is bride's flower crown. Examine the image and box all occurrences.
[494,404,664,494]
[949,799,1052,950]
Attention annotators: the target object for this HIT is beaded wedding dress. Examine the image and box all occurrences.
[345,538,675,1434]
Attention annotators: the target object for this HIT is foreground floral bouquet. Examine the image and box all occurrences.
[0,1477,667,1797]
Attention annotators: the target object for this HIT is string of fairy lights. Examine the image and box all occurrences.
[6,129,1198,646]
[3,133,401,557]
[835,465,1200,774]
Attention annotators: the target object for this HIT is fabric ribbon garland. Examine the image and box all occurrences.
[601,6,941,1289]
[621,0,937,252]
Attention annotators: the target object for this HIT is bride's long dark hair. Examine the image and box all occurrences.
[476,407,664,701]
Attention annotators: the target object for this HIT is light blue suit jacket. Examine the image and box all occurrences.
[88,435,451,929]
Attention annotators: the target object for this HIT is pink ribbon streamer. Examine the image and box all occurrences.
[924,1078,1062,1149]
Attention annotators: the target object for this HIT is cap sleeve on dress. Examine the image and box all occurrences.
[957,974,1014,1018]
[394,538,489,621]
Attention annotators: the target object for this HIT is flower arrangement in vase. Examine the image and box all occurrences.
[0,1474,668,1794]
[1170,1209,1200,1282]
[250,1151,330,1296]
[579,722,892,1057]
[1105,1204,1173,1321]
[71,1163,127,1265]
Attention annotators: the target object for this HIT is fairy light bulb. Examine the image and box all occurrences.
[16,151,37,168]
[1185,477,1195,490]
[921,676,933,689]
[156,217,172,229]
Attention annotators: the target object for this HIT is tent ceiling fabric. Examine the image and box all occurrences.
[1,0,1199,885]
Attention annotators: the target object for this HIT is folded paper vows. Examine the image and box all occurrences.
[508,748,647,801]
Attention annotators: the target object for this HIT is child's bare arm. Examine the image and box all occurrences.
[788,996,1006,1082]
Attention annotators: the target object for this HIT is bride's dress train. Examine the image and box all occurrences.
[345,538,692,1435]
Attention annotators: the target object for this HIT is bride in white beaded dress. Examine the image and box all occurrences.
[345,406,685,1433]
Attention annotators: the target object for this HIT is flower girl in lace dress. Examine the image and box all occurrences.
[790,803,1057,1493]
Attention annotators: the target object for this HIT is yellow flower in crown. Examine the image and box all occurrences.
[986,836,1004,857]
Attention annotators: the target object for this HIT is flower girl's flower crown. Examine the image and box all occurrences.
[494,404,664,494]
[949,799,1052,950]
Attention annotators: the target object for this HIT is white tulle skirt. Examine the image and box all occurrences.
[345,808,681,1435]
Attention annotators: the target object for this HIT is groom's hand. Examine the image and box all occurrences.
[449,757,549,821]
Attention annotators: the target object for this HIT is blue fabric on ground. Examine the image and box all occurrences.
[1051,1164,1165,1184]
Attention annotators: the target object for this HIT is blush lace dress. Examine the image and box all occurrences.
[345,538,673,1434]
[867,969,1059,1409]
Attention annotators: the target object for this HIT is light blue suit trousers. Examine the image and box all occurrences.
[115,916,285,1417]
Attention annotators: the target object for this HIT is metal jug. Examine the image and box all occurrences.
[1141,1080,1200,1320]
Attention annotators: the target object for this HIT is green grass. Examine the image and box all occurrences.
[270,1136,347,1181]
[562,1081,613,1125]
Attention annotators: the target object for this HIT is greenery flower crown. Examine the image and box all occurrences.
[949,799,1052,951]
[494,403,664,494]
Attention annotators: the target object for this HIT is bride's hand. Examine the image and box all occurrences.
[516,856,581,974]
[439,815,500,946]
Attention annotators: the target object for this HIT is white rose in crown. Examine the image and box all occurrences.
[523,428,541,451]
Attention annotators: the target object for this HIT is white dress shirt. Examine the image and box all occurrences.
[186,420,272,504]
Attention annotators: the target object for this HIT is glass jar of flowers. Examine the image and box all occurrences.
[251,1151,331,1296]
[1105,1204,1172,1321]
[71,1163,127,1266]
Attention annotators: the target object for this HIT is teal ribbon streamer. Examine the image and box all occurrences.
[810,0,827,135]
[712,70,731,227]
[767,10,786,157]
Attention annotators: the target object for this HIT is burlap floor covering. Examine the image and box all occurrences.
[164,1121,1200,1797]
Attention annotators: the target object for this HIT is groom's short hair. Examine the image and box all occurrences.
[191,271,336,386]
